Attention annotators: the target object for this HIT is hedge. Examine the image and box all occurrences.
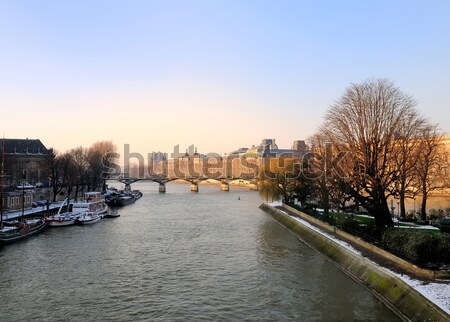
[382,229,450,265]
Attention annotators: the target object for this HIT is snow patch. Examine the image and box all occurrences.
[281,209,450,314]
[289,214,362,255]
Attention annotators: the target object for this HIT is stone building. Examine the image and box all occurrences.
[1,190,33,213]
[1,138,50,187]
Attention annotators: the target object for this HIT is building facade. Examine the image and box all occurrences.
[1,190,33,213]
[1,138,50,187]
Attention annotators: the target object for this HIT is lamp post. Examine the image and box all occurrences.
[397,202,400,227]
[390,200,395,223]
[21,168,26,220]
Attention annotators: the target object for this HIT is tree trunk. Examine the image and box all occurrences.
[400,197,406,218]
[421,190,428,221]
[372,186,394,228]
[52,183,61,202]
[322,191,330,215]
[67,186,73,200]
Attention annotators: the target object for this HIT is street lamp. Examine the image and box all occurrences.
[390,200,395,223]
[21,167,26,219]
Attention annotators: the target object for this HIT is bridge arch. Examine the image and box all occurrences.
[105,176,257,193]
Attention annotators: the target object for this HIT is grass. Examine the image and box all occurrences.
[329,212,442,236]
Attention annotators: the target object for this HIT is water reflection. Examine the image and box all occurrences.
[255,217,400,322]
[0,183,400,321]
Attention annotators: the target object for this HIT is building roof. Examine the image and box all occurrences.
[1,138,49,155]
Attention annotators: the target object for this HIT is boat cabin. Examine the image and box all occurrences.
[72,192,107,214]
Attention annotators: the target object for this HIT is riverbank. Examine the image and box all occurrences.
[260,202,450,322]
[1,200,67,221]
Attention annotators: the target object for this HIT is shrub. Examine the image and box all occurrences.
[358,222,381,241]
[402,233,438,264]
[436,234,450,263]
[428,209,439,221]
[339,217,360,233]
[382,229,441,265]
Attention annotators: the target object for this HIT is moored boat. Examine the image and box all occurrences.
[116,194,135,206]
[0,218,47,244]
[45,198,80,227]
[72,192,108,218]
[75,212,102,225]
[104,211,120,218]
[132,190,143,200]
[45,212,79,227]
[105,190,141,207]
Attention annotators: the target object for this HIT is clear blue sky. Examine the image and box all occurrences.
[1,1,449,156]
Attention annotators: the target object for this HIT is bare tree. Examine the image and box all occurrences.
[87,141,117,191]
[308,132,333,215]
[257,156,300,202]
[258,174,281,202]
[68,147,89,200]
[46,148,63,201]
[321,79,419,229]
[391,112,426,218]
[414,124,443,221]
[60,152,77,199]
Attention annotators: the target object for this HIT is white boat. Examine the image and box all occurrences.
[76,212,102,225]
[45,198,80,227]
[72,192,108,218]
[45,212,79,227]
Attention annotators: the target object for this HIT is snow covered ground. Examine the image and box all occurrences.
[1,200,66,220]
[266,204,450,315]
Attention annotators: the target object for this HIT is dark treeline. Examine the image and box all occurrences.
[46,141,117,201]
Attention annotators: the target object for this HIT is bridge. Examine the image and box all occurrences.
[106,175,258,193]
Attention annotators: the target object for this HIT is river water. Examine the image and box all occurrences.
[0,182,400,321]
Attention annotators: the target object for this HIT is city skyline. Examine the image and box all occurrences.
[1,1,449,156]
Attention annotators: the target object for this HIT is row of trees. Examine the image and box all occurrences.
[46,141,117,201]
[259,79,448,229]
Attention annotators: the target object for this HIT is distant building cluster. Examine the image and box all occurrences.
[228,139,309,158]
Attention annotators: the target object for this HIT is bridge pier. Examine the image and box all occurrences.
[190,183,199,192]
[159,183,166,193]
[220,183,229,191]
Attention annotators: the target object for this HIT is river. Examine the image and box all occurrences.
[0,182,400,321]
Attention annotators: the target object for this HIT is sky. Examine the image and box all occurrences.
[1,0,449,158]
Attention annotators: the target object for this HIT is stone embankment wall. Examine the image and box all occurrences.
[259,203,450,322]
[282,204,450,280]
